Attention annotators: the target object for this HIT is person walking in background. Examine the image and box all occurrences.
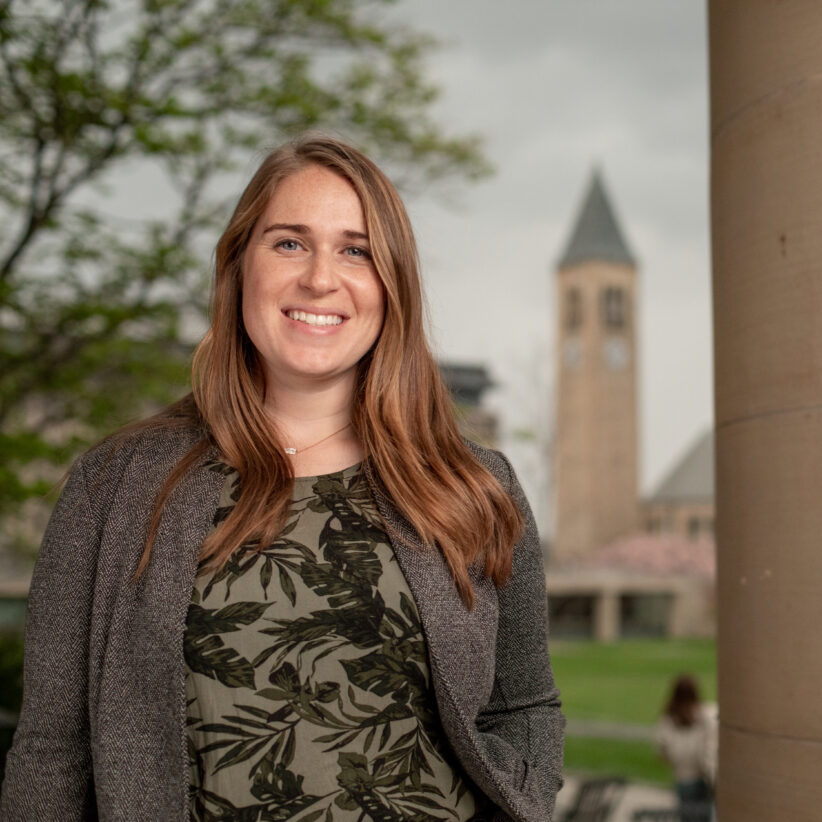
[656,673,717,822]
[0,134,564,821]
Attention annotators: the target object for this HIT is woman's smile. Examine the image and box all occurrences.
[284,308,346,327]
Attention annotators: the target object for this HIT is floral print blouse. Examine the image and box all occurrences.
[184,462,486,821]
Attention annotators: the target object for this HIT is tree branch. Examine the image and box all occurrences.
[0,137,47,281]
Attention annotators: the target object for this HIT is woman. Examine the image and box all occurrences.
[656,674,716,822]
[1,135,564,821]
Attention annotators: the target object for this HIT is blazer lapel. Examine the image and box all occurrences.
[365,471,498,718]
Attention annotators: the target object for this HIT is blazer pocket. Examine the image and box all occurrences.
[516,757,531,792]
[475,730,529,792]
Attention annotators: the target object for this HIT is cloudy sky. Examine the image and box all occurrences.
[389,1,712,534]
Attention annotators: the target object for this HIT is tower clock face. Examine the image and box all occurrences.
[603,337,630,370]
[563,338,582,370]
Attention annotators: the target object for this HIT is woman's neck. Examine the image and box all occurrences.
[264,376,362,477]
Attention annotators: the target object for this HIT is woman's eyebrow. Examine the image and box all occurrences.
[260,224,368,241]
[262,222,309,235]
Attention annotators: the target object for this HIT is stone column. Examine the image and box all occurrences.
[710,2,822,819]
[594,589,619,642]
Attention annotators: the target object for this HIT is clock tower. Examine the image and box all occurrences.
[553,170,639,565]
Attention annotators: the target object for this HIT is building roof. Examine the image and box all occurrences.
[580,532,715,579]
[438,362,494,407]
[649,430,715,503]
[558,169,635,268]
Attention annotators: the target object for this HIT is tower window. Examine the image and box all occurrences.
[566,288,583,331]
[601,287,627,329]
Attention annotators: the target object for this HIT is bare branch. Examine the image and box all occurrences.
[0,138,47,280]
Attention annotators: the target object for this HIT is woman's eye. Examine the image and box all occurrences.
[275,239,301,251]
[346,246,371,259]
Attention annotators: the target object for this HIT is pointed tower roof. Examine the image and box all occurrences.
[558,169,635,268]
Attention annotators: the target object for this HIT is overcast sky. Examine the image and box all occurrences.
[387,1,712,534]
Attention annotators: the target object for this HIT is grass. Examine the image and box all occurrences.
[550,638,717,783]
[551,638,717,724]
[563,737,672,784]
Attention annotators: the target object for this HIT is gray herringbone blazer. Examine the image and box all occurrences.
[1,426,564,821]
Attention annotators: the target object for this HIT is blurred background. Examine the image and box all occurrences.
[0,1,714,818]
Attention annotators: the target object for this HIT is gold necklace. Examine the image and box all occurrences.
[284,423,351,455]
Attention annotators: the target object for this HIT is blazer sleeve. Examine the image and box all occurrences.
[477,452,565,820]
[1,457,100,820]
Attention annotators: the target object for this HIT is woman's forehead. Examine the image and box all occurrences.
[259,165,367,233]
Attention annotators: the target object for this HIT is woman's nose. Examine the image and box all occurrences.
[300,250,338,293]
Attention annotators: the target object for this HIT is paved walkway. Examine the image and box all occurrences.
[564,718,655,742]
[555,773,677,822]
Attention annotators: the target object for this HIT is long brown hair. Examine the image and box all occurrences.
[134,134,523,606]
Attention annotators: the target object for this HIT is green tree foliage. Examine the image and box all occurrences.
[0,0,488,538]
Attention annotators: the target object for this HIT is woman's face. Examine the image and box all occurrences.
[241,164,385,397]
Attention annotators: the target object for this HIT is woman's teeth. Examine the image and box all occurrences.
[286,310,343,326]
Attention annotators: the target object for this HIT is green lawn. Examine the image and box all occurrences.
[563,737,671,784]
[550,638,717,783]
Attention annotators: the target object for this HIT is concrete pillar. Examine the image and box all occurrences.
[594,590,619,642]
[710,3,822,819]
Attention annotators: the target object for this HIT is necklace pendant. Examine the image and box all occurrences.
[281,423,350,458]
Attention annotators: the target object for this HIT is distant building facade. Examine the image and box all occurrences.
[439,362,498,447]
[547,533,716,641]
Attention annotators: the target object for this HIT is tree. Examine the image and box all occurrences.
[0,0,489,545]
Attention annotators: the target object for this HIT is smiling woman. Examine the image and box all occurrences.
[241,165,386,406]
[0,135,565,822]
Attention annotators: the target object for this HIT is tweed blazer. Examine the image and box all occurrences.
[1,426,564,821]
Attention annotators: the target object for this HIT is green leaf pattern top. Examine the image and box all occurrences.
[184,462,486,821]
